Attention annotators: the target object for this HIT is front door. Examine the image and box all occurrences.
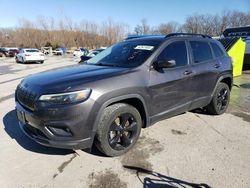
[149,40,194,122]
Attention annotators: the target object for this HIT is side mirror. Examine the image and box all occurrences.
[80,55,91,61]
[154,59,176,69]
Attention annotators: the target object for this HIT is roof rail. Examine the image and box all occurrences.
[124,35,163,41]
[165,33,212,39]
[124,35,146,40]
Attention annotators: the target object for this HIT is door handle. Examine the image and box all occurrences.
[214,64,221,68]
[183,70,192,75]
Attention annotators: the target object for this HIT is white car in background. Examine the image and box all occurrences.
[16,48,45,64]
[53,48,63,55]
[73,48,88,57]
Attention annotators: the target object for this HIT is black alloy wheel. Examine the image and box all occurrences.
[108,113,138,151]
[205,82,230,115]
[95,103,142,156]
[216,87,229,112]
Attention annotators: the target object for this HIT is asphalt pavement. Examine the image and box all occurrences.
[0,56,249,188]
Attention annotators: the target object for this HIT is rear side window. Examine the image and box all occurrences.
[190,41,213,63]
[158,41,188,67]
[211,42,224,58]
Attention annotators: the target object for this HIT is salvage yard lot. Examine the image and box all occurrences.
[0,56,250,188]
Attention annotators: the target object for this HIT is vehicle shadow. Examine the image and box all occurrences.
[123,165,211,188]
[190,108,210,115]
[3,110,73,155]
[82,144,108,157]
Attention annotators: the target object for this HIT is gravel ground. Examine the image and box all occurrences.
[0,56,250,188]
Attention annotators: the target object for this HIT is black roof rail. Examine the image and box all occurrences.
[165,33,212,39]
[124,35,163,41]
[124,35,146,40]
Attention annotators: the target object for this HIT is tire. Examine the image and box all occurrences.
[95,103,142,157]
[40,61,44,64]
[205,82,230,115]
[15,57,19,63]
[22,57,25,64]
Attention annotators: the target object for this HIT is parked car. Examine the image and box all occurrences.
[53,48,63,55]
[79,48,105,63]
[73,48,89,57]
[41,47,52,55]
[8,48,19,57]
[60,47,67,54]
[16,48,45,64]
[0,47,8,57]
[15,33,232,156]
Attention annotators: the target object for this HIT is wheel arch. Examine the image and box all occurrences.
[108,98,148,128]
[92,94,149,135]
[212,73,233,97]
[220,77,233,90]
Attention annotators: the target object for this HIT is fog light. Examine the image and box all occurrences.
[47,126,72,137]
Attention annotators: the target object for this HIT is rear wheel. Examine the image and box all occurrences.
[40,61,44,64]
[205,82,230,115]
[95,103,142,156]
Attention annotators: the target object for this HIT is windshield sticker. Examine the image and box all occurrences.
[134,45,154,51]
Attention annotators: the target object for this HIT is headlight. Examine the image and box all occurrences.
[39,89,91,104]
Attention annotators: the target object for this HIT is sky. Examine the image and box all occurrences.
[0,0,249,29]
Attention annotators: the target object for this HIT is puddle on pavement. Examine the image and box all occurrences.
[88,170,127,188]
[240,83,250,89]
[229,73,250,113]
[120,135,164,171]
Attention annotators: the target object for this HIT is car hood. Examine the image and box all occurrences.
[21,64,130,94]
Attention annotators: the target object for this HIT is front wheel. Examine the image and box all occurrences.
[205,82,230,115]
[95,103,142,156]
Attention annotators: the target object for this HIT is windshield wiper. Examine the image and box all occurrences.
[89,63,121,67]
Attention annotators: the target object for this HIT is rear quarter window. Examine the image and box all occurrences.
[190,41,213,63]
[211,42,224,58]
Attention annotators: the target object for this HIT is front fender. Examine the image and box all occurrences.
[90,93,149,135]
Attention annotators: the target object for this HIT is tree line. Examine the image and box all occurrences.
[0,10,249,49]
[135,10,250,36]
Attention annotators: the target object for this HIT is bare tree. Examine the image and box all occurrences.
[134,19,151,35]
[1,10,250,49]
[183,10,250,36]
[156,22,181,34]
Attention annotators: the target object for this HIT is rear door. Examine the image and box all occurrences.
[188,40,220,109]
[149,40,194,121]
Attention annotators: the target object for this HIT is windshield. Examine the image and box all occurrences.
[86,40,161,68]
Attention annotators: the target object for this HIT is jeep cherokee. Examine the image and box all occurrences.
[15,33,232,156]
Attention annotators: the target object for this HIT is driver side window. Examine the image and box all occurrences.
[158,41,188,67]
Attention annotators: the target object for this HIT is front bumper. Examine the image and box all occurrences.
[15,99,97,150]
[19,121,92,149]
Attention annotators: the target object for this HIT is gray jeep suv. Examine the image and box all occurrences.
[15,33,232,156]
